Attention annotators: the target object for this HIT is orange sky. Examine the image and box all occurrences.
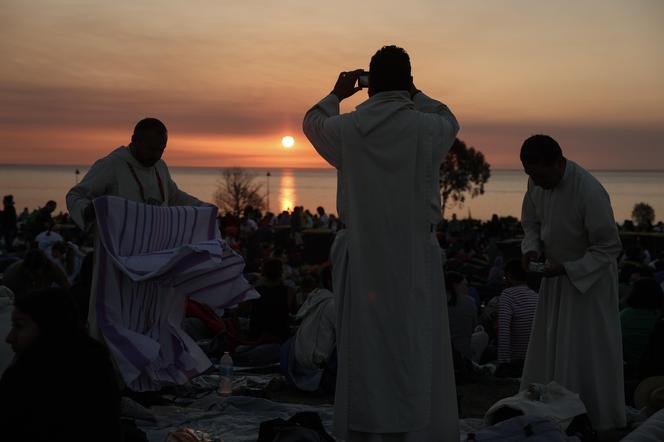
[1,1,663,169]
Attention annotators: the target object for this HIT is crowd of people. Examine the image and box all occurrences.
[2,196,662,368]
[1,185,664,439]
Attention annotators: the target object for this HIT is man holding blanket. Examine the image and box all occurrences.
[68,118,203,341]
[67,119,256,392]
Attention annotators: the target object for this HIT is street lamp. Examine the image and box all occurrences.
[266,171,271,213]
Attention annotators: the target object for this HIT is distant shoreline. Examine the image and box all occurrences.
[1,163,663,173]
[2,164,663,222]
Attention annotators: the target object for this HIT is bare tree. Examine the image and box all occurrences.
[214,168,265,216]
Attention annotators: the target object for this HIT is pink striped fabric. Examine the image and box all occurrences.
[93,196,258,391]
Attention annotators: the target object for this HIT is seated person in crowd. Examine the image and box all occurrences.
[640,309,664,381]
[654,258,664,287]
[49,241,85,284]
[621,278,663,379]
[0,286,13,373]
[281,267,336,392]
[0,288,121,442]
[69,252,94,325]
[2,248,70,297]
[486,255,505,287]
[480,294,500,340]
[22,200,57,239]
[496,259,539,377]
[445,271,487,364]
[249,258,294,342]
[34,223,63,253]
[619,265,655,309]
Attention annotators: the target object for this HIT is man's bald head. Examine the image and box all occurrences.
[130,118,168,167]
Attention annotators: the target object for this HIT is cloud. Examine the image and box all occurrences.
[460,122,664,170]
[0,82,303,136]
[1,79,662,170]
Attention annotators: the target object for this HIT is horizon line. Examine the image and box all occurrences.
[1,162,663,174]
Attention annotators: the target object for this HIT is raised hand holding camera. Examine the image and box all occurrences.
[358,71,369,89]
[331,69,364,101]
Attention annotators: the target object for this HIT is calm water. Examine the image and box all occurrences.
[1,164,663,223]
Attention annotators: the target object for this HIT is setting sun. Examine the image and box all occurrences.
[281,136,295,149]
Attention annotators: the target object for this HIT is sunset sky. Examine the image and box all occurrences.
[1,1,663,169]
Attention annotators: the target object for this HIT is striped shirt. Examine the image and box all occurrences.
[498,284,539,363]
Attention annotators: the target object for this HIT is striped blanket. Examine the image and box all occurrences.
[93,196,258,391]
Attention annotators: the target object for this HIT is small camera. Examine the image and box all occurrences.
[358,71,369,88]
[528,262,546,273]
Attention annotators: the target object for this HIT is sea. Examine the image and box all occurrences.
[1,164,663,223]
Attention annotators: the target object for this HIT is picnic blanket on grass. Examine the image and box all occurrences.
[132,373,486,442]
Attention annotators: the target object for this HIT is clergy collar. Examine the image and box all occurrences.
[554,158,571,189]
[126,144,158,170]
[561,158,571,182]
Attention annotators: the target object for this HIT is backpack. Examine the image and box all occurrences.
[257,412,334,442]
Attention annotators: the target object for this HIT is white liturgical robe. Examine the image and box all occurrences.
[67,146,202,227]
[304,91,459,441]
[520,159,626,430]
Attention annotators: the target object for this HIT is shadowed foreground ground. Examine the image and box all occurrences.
[264,375,520,418]
[258,374,628,441]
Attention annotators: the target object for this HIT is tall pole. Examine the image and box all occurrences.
[266,171,271,213]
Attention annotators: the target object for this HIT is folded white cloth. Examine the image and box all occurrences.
[485,381,588,430]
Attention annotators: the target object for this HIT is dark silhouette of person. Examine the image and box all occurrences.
[2,248,70,297]
[303,45,460,439]
[250,258,292,341]
[0,288,122,441]
[1,195,17,252]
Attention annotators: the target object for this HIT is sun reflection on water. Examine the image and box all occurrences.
[279,170,296,212]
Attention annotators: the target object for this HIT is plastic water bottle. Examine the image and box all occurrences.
[218,352,233,396]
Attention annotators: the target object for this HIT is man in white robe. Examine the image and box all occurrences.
[67,118,203,338]
[303,45,459,441]
[519,134,626,430]
[68,118,202,222]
